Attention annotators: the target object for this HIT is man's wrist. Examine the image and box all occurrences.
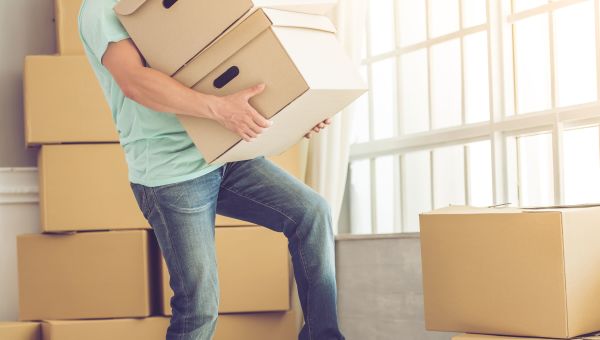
[195,92,221,121]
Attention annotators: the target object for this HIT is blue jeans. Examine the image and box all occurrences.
[130,156,345,340]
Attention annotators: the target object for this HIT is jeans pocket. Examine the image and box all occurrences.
[153,175,219,214]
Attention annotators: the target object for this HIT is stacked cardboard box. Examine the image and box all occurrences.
[419,205,600,340]
[6,0,336,338]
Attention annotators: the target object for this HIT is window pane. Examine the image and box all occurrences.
[513,0,547,13]
[429,0,460,38]
[352,66,370,144]
[505,136,520,206]
[375,156,395,233]
[371,58,397,140]
[368,0,395,56]
[403,151,431,232]
[517,133,554,206]
[514,14,552,114]
[554,0,597,107]
[433,145,466,208]
[467,140,494,206]
[463,0,487,28]
[464,32,490,123]
[431,39,462,129]
[563,126,600,205]
[400,49,429,134]
[350,160,373,234]
[398,0,427,47]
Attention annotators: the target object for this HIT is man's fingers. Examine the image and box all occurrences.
[324,118,332,124]
[250,109,272,128]
[243,83,266,99]
[304,131,312,139]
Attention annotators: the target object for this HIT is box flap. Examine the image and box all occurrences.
[254,0,337,15]
[114,0,148,16]
[422,205,524,215]
[263,8,336,33]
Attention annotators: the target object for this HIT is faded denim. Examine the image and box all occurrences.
[130,156,345,340]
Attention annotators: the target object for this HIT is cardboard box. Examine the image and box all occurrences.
[42,318,169,340]
[55,0,85,54]
[39,142,301,230]
[215,311,298,340]
[420,205,600,338]
[38,144,149,232]
[24,55,118,145]
[453,334,600,340]
[161,226,290,315]
[0,322,41,340]
[172,8,366,164]
[114,0,336,76]
[40,313,296,340]
[17,230,159,321]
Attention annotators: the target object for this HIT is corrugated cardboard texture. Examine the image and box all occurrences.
[420,210,569,338]
[17,231,156,321]
[562,207,600,336]
[174,9,365,163]
[42,318,169,340]
[161,226,290,315]
[38,144,149,232]
[0,322,41,340]
[24,56,117,145]
[55,0,84,54]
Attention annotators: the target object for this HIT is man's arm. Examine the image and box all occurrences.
[101,39,272,142]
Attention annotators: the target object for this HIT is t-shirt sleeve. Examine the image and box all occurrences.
[79,0,130,64]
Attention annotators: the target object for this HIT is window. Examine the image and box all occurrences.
[348,0,600,234]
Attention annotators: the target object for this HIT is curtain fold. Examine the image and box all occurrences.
[305,0,368,234]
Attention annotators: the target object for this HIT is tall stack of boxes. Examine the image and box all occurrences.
[419,205,600,340]
[6,0,321,338]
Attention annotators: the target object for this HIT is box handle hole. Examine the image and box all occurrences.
[213,66,240,89]
[163,0,178,9]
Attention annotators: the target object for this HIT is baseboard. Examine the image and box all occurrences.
[0,168,39,204]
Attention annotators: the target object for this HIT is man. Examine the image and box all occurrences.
[78,1,345,340]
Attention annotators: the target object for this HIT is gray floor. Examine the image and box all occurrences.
[336,233,456,340]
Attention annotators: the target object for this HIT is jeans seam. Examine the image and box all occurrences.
[295,227,313,340]
[149,186,190,340]
[220,185,298,225]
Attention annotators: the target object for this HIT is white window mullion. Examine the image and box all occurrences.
[552,120,565,205]
[595,0,600,102]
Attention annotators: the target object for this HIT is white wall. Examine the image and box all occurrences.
[0,1,56,166]
[0,169,40,321]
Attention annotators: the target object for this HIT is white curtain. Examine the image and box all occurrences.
[305,0,368,234]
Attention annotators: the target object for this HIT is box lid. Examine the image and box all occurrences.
[173,8,336,88]
[422,203,600,215]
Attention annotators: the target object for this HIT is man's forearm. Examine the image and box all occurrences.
[121,65,219,120]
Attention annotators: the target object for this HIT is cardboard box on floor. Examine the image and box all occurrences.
[114,0,336,76]
[161,226,290,315]
[17,230,159,321]
[24,56,118,145]
[172,8,366,164]
[40,312,297,340]
[55,0,85,54]
[420,205,600,339]
[39,143,302,231]
[38,144,149,232]
[42,318,169,340]
[0,322,40,340]
[454,333,600,340]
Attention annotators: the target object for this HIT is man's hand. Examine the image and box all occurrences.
[304,118,332,139]
[101,39,271,142]
[209,84,272,142]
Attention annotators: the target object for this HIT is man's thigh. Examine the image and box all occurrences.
[216,156,328,237]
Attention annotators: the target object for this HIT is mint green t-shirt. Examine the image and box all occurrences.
[78,0,223,187]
